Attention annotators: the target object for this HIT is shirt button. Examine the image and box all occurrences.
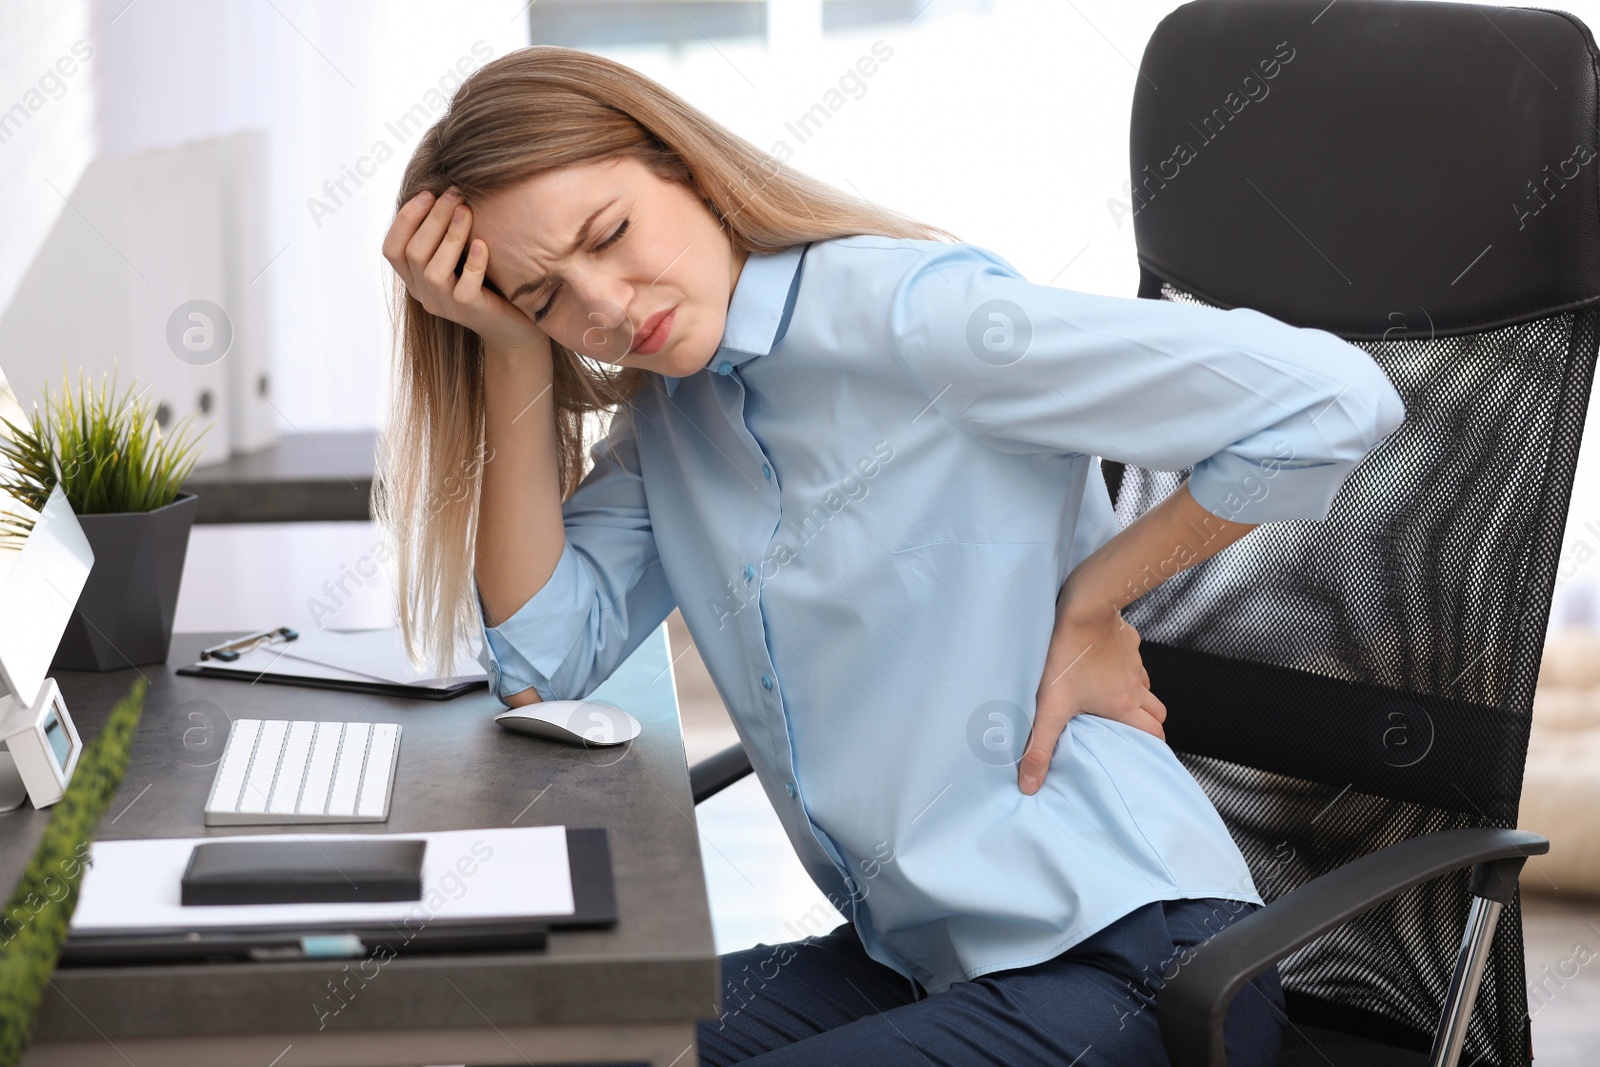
[743,563,755,581]
[717,360,733,375]
[785,781,796,798]
[761,674,773,691]
[761,463,772,480]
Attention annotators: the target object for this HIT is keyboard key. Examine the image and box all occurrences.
[357,724,398,817]
[298,721,343,816]
[208,719,259,813]
[326,723,370,817]
[269,720,317,814]
[237,720,287,814]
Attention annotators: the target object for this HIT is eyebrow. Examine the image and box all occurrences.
[506,198,619,304]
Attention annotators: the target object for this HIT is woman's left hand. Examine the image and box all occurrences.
[1019,597,1168,795]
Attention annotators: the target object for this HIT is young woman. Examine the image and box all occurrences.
[378,46,1404,1067]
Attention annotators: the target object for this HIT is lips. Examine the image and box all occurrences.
[629,306,676,355]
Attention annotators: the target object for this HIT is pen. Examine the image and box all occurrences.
[56,930,362,965]
[248,934,366,961]
[199,626,299,662]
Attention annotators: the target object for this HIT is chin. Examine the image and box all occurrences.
[635,336,712,379]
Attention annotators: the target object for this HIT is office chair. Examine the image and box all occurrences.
[691,1,1597,1063]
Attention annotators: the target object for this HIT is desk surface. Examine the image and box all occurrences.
[0,627,719,1046]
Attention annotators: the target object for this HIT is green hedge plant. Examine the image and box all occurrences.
[0,677,147,1065]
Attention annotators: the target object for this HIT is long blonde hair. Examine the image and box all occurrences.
[377,45,961,677]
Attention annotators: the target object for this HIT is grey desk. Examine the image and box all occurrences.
[181,431,376,524]
[3,626,720,1067]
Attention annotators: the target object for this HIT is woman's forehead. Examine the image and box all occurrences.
[474,161,638,284]
[476,158,632,230]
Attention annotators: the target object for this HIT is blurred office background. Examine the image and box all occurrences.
[4,1,1600,1059]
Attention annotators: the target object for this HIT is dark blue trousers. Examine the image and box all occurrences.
[697,897,1286,1066]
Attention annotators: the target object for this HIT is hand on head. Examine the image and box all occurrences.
[382,188,550,354]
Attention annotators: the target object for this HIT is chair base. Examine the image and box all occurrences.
[1276,991,1435,1066]
[1280,1023,1428,1066]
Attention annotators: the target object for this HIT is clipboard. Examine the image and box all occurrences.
[176,628,489,701]
[175,663,485,700]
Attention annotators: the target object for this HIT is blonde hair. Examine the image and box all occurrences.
[377,45,960,677]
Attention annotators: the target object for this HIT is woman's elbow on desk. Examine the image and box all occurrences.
[503,684,544,707]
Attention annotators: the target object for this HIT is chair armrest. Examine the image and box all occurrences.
[1158,827,1548,1067]
[690,742,754,804]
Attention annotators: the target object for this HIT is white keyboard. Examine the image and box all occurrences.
[204,719,401,826]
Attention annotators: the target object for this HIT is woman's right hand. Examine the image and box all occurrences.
[382,188,549,353]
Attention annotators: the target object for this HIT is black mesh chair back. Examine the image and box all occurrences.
[1108,2,1600,1063]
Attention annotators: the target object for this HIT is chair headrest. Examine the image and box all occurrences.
[1130,0,1600,339]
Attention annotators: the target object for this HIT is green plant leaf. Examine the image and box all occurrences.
[0,370,209,516]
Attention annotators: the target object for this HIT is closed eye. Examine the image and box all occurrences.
[595,217,629,252]
[532,218,630,322]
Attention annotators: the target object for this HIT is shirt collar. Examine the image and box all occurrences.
[662,243,806,398]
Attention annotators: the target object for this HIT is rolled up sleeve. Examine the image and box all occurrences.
[886,243,1406,524]
[476,403,675,703]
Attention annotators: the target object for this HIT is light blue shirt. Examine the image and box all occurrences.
[476,235,1406,996]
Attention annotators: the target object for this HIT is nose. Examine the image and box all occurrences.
[561,263,635,360]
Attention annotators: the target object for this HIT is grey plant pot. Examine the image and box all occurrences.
[51,492,199,671]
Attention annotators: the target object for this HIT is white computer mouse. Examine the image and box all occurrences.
[494,699,642,746]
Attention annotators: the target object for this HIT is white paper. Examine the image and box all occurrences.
[197,629,487,689]
[70,826,573,932]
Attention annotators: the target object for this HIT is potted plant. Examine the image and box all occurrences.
[0,371,207,670]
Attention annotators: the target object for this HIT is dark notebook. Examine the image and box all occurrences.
[181,839,426,905]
